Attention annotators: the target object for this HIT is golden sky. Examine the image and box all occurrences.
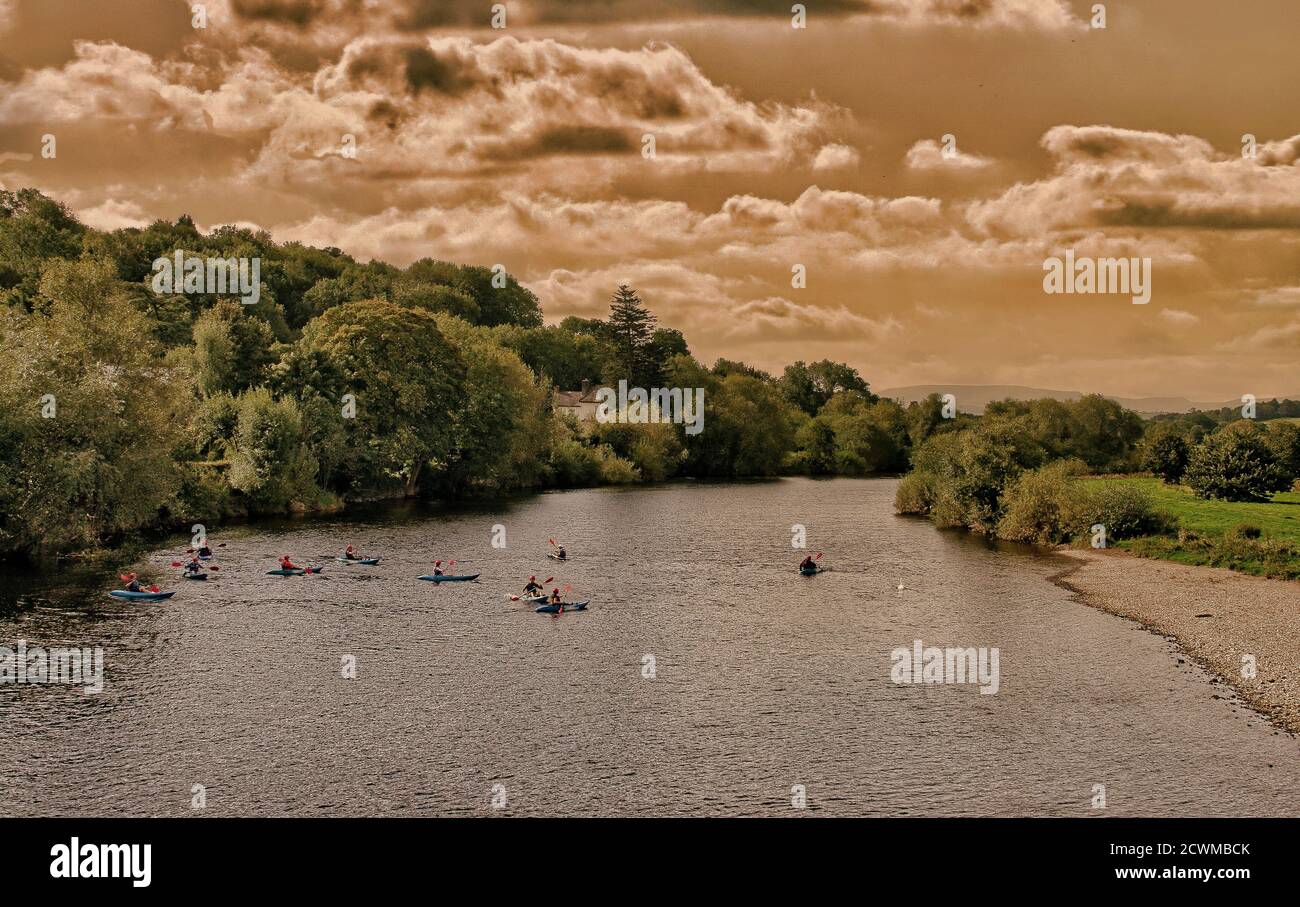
[1,0,1297,398]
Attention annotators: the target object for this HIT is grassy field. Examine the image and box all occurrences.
[1084,476,1300,579]
[1085,475,1300,542]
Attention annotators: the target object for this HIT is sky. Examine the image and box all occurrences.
[1,0,1297,399]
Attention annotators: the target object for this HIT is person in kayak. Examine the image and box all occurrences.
[799,555,816,573]
[183,557,204,576]
[124,572,144,592]
[549,588,563,604]
[556,546,567,560]
[197,543,213,558]
[279,554,300,570]
[433,561,444,576]
[342,544,362,560]
[523,576,543,597]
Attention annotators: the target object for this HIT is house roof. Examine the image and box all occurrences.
[555,385,610,406]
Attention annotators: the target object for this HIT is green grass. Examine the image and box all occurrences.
[1085,475,1300,543]
[1084,475,1300,579]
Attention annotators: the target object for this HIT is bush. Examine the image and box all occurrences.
[894,471,934,515]
[1228,522,1263,540]
[1085,481,1176,541]
[996,460,1091,544]
[1184,423,1291,502]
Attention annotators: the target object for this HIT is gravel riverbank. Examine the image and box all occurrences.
[1055,548,1300,735]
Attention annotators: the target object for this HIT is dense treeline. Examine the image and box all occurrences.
[0,189,934,559]
[897,394,1300,549]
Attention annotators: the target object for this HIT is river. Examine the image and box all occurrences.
[1,478,1296,816]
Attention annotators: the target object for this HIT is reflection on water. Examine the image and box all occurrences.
[1,478,1296,816]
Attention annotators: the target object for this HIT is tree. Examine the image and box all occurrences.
[300,300,466,495]
[780,360,873,416]
[0,258,186,555]
[605,285,657,385]
[1184,423,1290,502]
[1143,433,1190,484]
[227,388,319,511]
[191,300,277,395]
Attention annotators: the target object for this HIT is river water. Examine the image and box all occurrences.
[1,478,1296,816]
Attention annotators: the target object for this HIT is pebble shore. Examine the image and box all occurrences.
[1055,548,1300,735]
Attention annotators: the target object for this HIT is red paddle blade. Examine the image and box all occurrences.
[209,565,219,571]
[548,538,556,546]
[170,562,183,567]
[814,552,823,560]
[563,583,572,594]
[119,574,131,582]
[149,585,160,593]
[544,576,554,584]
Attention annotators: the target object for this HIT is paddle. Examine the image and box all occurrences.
[171,561,219,571]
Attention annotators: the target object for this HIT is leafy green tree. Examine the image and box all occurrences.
[1184,422,1291,502]
[0,189,87,310]
[780,359,873,416]
[1143,432,1190,484]
[428,315,550,495]
[492,324,612,389]
[406,259,543,327]
[1265,421,1300,486]
[0,258,186,555]
[300,300,465,495]
[191,300,277,395]
[227,388,319,510]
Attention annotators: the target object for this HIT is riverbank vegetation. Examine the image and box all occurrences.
[0,188,931,559]
[896,397,1300,580]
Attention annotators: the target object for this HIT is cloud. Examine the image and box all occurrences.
[966,125,1300,236]
[904,138,994,171]
[75,197,152,231]
[812,143,860,171]
[212,0,1083,34]
[1158,308,1199,325]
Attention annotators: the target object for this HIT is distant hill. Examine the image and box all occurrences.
[876,385,1294,416]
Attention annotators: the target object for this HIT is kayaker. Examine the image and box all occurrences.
[342,544,360,560]
[279,554,300,570]
[523,576,543,597]
[556,546,567,560]
[549,588,562,604]
[183,557,204,576]
[124,572,143,592]
[433,560,444,576]
[799,555,816,573]
[197,543,213,558]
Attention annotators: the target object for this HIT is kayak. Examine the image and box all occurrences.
[418,573,480,582]
[198,554,212,561]
[799,567,823,576]
[266,567,325,576]
[546,553,567,561]
[535,601,588,613]
[182,572,208,581]
[522,594,547,603]
[108,590,176,601]
[336,557,380,566]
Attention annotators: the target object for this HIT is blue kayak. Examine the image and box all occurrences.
[182,572,208,581]
[109,590,176,601]
[535,601,588,613]
[418,573,480,582]
[267,567,325,576]
[799,566,823,576]
[198,554,213,561]
[336,557,380,566]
